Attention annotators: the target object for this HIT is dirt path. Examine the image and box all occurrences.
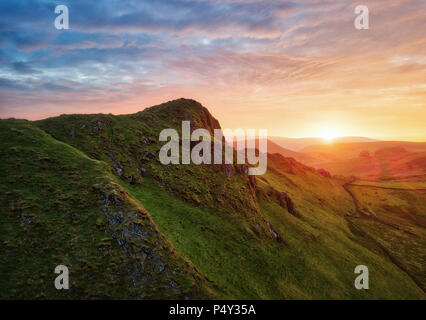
[349,184,426,191]
[342,179,425,293]
[343,179,361,213]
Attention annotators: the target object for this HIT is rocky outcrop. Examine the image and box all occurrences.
[96,184,212,299]
[259,187,299,218]
[276,192,297,216]
[317,168,331,178]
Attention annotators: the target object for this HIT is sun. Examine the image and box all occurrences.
[318,128,340,143]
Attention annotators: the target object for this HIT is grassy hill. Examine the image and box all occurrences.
[0,118,214,299]
[1,99,425,299]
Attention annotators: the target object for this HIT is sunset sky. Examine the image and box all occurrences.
[0,0,425,140]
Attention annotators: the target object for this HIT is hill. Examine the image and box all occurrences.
[269,136,378,151]
[1,98,424,299]
[302,143,426,179]
[0,118,214,299]
[233,138,319,164]
[301,141,426,159]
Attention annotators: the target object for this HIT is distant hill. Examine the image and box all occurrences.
[298,141,426,179]
[301,140,426,158]
[233,138,319,164]
[269,136,378,151]
[267,138,426,179]
[311,148,426,180]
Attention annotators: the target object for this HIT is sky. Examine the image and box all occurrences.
[0,0,425,140]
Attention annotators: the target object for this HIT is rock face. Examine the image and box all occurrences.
[277,192,297,216]
[266,221,285,244]
[257,185,299,218]
[99,187,193,298]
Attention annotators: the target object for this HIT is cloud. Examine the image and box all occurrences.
[0,0,424,140]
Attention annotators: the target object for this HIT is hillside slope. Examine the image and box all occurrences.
[0,119,214,299]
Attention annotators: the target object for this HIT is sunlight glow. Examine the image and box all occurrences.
[318,128,340,142]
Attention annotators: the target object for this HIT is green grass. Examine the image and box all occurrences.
[121,178,284,299]
[120,177,425,299]
[348,183,426,290]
